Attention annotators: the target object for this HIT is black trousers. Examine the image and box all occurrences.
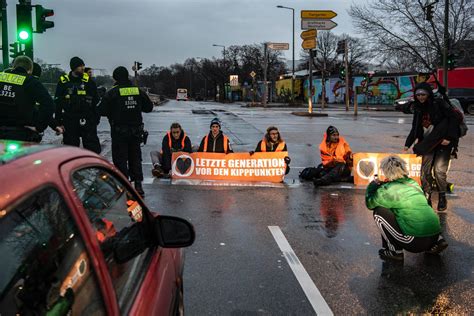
[63,119,101,154]
[373,207,439,253]
[112,130,143,182]
[0,127,42,142]
[313,163,351,185]
[421,145,452,194]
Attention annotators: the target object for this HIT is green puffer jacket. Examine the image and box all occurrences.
[365,177,441,237]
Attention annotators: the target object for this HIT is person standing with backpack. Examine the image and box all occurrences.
[403,82,463,212]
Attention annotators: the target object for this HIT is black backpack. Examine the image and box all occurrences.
[299,167,319,180]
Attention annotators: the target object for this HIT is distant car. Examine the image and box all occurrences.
[0,141,195,315]
[394,93,472,115]
[176,88,188,101]
[448,88,474,114]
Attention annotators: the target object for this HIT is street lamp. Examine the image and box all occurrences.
[277,5,295,104]
[212,44,226,101]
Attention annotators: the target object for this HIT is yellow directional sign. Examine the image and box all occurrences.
[302,38,317,50]
[300,29,317,40]
[301,10,337,19]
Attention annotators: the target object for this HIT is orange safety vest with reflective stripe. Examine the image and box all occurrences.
[203,134,228,153]
[319,133,351,167]
[96,218,117,243]
[161,131,187,154]
[260,139,286,152]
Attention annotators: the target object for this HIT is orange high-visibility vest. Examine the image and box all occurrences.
[203,134,228,153]
[319,133,351,167]
[260,139,286,152]
[167,131,187,150]
[96,218,117,243]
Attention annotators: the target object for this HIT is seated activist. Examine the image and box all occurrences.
[151,122,192,178]
[253,126,291,175]
[366,155,448,262]
[311,126,353,186]
[198,118,233,154]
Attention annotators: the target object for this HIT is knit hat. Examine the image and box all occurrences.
[113,66,129,82]
[326,125,339,136]
[70,56,85,71]
[210,117,221,128]
[413,82,433,97]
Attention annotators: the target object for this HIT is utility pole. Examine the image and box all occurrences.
[322,58,326,109]
[263,42,268,107]
[442,0,449,94]
[344,39,349,111]
[308,49,313,113]
[1,0,8,69]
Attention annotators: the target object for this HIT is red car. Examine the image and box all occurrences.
[0,140,195,315]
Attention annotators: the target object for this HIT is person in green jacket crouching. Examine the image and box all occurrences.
[365,155,448,262]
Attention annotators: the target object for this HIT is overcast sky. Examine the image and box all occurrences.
[7,0,365,74]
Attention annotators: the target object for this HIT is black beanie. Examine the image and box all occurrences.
[326,125,339,136]
[210,117,221,128]
[113,66,129,82]
[70,56,85,71]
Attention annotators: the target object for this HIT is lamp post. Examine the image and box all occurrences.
[213,44,227,101]
[277,5,295,104]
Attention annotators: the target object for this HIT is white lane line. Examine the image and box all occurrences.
[268,226,333,316]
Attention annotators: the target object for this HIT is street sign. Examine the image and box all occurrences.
[268,42,289,50]
[301,10,337,19]
[250,71,256,78]
[301,19,337,30]
[300,29,317,40]
[230,75,239,86]
[302,38,317,50]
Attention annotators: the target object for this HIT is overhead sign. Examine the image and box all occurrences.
[268,43,290,50]
[300,29,317,40]
[229,75,239,86]
[171,152,288,183]
[302,38,317,50]
[301,10,337,19]
[301,19,337,30]
[250,71,256,78]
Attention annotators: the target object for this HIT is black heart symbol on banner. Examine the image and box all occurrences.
[359,160,375,178]
[177,157,192,175]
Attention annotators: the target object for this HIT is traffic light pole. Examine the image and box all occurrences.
[442,0,449,94]
[263,43,268,108]
[344,40,349,111]
[1,0,8,69]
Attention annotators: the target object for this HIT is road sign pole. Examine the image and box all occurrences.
[291,8,295,104]
[344,40,349,111]
[308,49,313,113]
[263,43,268,108]
[322,59,326,109]
[1,0,8,69]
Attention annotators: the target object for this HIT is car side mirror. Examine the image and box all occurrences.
[154,215,195,248]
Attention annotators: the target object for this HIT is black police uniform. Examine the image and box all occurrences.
[54,72,101,153]
[0,67,55,142]
[100,82,153,183]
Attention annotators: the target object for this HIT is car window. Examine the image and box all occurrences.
[71,167,153,312]
[0,187,106,315]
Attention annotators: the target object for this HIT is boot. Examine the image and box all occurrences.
[425,192,432,207]
[438,192,447,212]
[134,181,145,197]
[151,164,164,178]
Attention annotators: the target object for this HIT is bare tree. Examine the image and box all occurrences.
[349,0,473,72]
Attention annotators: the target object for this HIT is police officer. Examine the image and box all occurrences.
[54,56,101,153]
[100,66,153,197]
[0,56,55,142]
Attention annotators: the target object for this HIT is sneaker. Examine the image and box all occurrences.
[152,166,164,178]
[378,248,404,261]
[425,239,448,255]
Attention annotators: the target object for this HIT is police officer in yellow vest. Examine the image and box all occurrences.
[54,57,101,153]
[100,66,153,197]
[0,56,55,142]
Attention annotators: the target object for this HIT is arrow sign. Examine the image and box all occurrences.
[301,19,337,30]
[300,29,317,40]
[268,42,290,50]
[301,10,337,19]
[302,38,317,50]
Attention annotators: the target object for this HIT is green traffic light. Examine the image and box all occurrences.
[19,30,30,41]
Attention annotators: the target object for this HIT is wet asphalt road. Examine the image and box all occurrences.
[44,100,474,315]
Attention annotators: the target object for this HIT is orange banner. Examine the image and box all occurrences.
[171,152,288,183]
[353,153,422,186]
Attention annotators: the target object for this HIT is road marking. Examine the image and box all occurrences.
[268,226,333,316]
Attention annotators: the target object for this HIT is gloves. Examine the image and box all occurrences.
[284,156,291,164]
[249,151,255,156]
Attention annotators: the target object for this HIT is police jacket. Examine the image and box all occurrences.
[0,67,54,132]
[100,81,153,127]
[198,131,233,153]
[54,72,99,125]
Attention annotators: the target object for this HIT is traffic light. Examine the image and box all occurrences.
[339,67,346,80]
[35,5,54,33]
[136,62,142,71]
[336,40,345,55]
[425,4,434,21]
[9,42,21,59]
[447,53,457,70]
[16,4,32,44]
